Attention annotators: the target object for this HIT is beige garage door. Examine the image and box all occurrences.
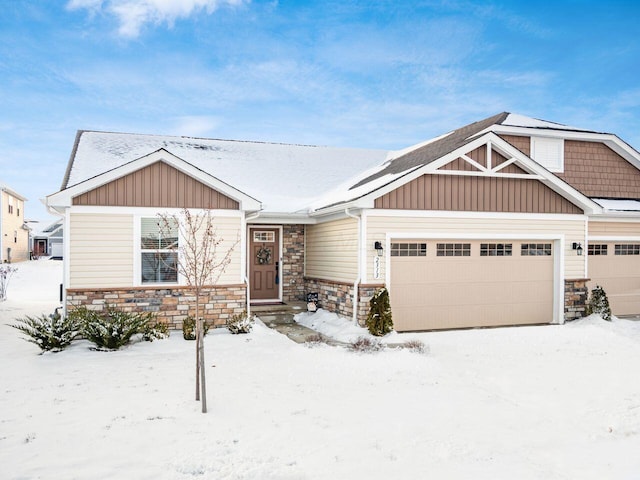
[390,240,555,331]
[588,242,640,316]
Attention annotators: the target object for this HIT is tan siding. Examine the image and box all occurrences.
[366,214,586,283]
[1,191,29,263]
[559,141,640,198]
[374,174,582,214]
[69,212,242,288]
[305,217,358,282]
[589,221,640,237]
[73,161,240,209]
[69,213,134,288]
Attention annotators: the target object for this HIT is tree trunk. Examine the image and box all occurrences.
[199,316,207,414]
[195,297,201,401]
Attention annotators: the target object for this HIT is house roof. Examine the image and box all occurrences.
[53,113,638,216]
[61,131,390,213]
[0,181,27,202]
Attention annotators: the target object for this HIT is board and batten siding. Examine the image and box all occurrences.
[588,221,640,237]
[69,213,134,288]
[305,217,359,282]
[365,214,586,284]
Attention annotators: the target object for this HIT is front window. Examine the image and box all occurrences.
[140,218,179,284]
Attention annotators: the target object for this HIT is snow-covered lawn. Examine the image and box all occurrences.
[1,260,640,479]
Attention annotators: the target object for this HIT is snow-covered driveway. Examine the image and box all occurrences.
[1,260,639,479]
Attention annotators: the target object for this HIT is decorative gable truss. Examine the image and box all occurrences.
[371,133,602,215]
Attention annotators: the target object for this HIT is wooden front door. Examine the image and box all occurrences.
[249,228,280,301]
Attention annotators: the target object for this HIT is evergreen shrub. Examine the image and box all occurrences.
[365,287,394,336]
[225,310,253,334]
[182,316,210,340]
[11,308,81,353]
[73,306,156,350]
[586,285,612,321]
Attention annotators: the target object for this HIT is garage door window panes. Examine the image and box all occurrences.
[615,244,640,255]
[480,243,512,256]
[437,243,471,257]
[588,244,608,255]
[391,243,427,257]
[521,243,552,256]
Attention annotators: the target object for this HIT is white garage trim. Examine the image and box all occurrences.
[385,232,565,325]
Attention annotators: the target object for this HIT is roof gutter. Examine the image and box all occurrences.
[344,208,361,324]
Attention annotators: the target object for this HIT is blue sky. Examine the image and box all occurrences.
[1,0,640,223]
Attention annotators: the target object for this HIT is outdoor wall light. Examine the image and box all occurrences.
[572,242,583,256]
[374,241,384,256]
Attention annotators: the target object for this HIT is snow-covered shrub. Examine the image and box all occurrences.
[349,336,384,353]
[225,310,253,334]
[304,333,327,347]
[365,287,393,336]
[402,339,428,354]
[586,285,612,321]
[182,316,209,340]
[10,308,82,352]
[73,306,155,350]
[141,321,170,342]
[0,265,18,301]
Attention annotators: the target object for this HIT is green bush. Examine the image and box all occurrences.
[141,321,170,342]
[225,310,253,334]
[586,285,612,321]
[182,316,209,340]
[10,308,81,353]
[72,306,156,350]
[365,287,394,336]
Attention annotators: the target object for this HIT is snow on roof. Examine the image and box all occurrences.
[593,198,640,212]
[65,131,390,213]
[500,113,599,133]
[0,181,27,201]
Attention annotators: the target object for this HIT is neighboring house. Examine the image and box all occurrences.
[46,113,640,331]
[32,218,64,258]
[0,182,29,263]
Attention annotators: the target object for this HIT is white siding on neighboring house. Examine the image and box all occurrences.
[305,217,359,282]
[1,190,28,263]
[69,213,134,288]
[365,212,587,284]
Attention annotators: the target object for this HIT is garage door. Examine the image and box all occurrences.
[587,242,640,316]
[390,240,555,331]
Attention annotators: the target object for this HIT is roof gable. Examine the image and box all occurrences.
[48,149,261,211]
[73,160,240,209]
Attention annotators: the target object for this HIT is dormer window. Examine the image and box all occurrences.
[530,136,564,172]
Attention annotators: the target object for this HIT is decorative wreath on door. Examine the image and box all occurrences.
[256,246,272,265]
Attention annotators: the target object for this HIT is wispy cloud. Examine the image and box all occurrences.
[67,0,247,37]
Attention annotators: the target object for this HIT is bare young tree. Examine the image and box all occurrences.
[158,208,238,413]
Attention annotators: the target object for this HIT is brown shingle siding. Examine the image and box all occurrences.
[559,141,640,198]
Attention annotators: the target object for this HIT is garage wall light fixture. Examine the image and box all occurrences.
[374,241,384,256]
[572,242,583,255]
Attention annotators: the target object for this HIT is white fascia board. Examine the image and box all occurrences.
[47,149,262,212]
[247,212,317,225]
[366,209,588,222]
[67,205,244,218]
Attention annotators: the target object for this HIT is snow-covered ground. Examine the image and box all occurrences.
[1,260,640,479]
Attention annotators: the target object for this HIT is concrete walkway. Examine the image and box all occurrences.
[250,302,341,345]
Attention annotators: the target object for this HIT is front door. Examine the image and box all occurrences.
[249,228,280,302]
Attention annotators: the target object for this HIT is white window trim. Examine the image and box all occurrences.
[134,215,182,287]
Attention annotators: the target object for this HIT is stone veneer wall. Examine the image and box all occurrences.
[282,224,306,302]
[66,284,247,330]
[303,277,384,326]
[564,279,588,321]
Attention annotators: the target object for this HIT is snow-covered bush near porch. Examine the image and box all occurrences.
[586,285,612,321]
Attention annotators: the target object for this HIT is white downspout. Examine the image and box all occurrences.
[344,208,361,324]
